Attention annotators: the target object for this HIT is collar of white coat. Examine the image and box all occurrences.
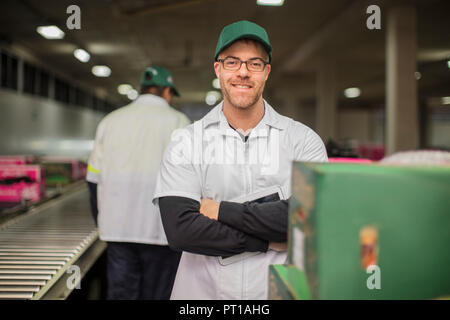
[202,99,287,137]
[133,93,170,107]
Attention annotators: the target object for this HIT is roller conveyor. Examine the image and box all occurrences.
[0,183,106,300]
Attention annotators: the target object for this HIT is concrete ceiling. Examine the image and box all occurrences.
[0,0,449,109]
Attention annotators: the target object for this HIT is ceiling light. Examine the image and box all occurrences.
[127,89,138,100]
[36,25,65,39]
[344,87,361,98]
[92,65,111,77]
[118,84,132,95]
[205,91,222,106]
[257,0,284,6]
[442,97,450,105]
[212,78,221,89]
[74,49,90,63]
[414,71,421,80]
[447,60,450,69]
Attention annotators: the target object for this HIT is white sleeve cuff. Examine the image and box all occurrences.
[86,170,100,183]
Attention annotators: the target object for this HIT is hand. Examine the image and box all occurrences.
[269,242,287,252]
[199,198,220,220]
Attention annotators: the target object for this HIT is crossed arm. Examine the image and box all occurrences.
[200,198,288,243]
[158,196,289,257]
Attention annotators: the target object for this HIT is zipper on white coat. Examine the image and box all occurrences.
[242,137,252,299]
[244,138,252,195]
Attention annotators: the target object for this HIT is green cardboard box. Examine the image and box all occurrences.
[287,162,450,299]
[268,264,310,300]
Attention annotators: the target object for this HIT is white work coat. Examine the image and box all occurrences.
[153,100,327,299]
[87,94,190,245]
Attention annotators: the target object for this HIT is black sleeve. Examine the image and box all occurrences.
[87,181,98,226]
[159,196,268,257]
[218,199,289,243]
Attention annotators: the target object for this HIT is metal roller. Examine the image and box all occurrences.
[0,292,34,299]
[0,257,71,261]
[0,184,106,300]
[0,275,51,280]
[0,280,46,286]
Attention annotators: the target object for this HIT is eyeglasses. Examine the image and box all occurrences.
[217,56,269,72]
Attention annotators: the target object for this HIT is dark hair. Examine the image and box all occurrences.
[140,85,166,96]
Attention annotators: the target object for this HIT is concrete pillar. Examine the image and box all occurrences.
[386,5,419,155]
[316,55,337,143]
[17,58,24,93]
[281,95,300,121]
[297,102,316,130]
[48,75,55,100]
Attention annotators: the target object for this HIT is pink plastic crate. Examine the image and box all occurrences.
[0,165,46,203]
[79,162,87,179]
[0,182,42,202]
[0,155,34,165]
[328,157,373,163]
[357,145,385,161]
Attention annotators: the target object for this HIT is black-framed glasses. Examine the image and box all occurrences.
[217,56,269,72]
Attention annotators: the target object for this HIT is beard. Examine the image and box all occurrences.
[221,79,265,110]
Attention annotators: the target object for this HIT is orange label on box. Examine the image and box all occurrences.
[360,226,378,269]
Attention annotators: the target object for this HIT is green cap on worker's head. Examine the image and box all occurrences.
[214,20,272,63]
[140,66,180,97]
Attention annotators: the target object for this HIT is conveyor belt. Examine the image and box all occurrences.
[0,184,105,299]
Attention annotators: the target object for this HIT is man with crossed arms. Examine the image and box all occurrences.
[153,20,327,299]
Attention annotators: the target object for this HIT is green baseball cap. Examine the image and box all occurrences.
[214,20,272,63]
[140,66,180,97]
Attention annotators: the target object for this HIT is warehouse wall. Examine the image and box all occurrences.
[429,112,450,148]
[338,110,372,143]
[0,89,105,160]
[2,88,448,162]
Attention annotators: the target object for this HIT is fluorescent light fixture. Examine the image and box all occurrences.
[442,97,450,105]
[92,65,111,77]
[212,78,221,89]
[257,0,284,6]
[118,84,133,95]
[74,49,90,63]
[205,91,222,106]
[36,25,65,39]
[344,87,361,98]
[127,89,138,100]
[414,71,421,80]
[447,60,450,69]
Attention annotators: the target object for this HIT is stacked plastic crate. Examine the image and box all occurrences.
[0,156,45,204]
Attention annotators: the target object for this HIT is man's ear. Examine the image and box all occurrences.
[162,87,172,103]
[264,64,271,81]
[214,61,221,78]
